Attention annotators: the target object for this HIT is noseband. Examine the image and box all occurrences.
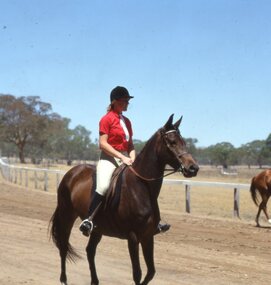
[128,129,187,181]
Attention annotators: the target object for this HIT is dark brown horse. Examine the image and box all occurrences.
[250,169,271,227]
[50,114,199,285]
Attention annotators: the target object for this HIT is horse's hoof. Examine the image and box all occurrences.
[268,219,271,224]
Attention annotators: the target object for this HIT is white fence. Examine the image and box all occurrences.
[0,157,65,192]
[0,158,250,217]
[163,179,250,218]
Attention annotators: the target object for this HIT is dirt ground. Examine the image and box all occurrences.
[0,179,271,285]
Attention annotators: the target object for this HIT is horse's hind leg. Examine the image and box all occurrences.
[255,204,262,227]
[140,236,155,285]
[86,232,102,285]
[128,232,142,285]
[262,194,271,223]
[60,251,68,285]
[59,215,77,285]
[51,205,78,285]
[256,194,270,226]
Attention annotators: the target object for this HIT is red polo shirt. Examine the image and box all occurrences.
[99,110,133,151]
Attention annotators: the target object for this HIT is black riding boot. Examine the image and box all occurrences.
[154,222,171,235]
[79,192,104,237]
[158,222,171,233]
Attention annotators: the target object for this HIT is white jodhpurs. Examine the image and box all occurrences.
[95,151,123,196]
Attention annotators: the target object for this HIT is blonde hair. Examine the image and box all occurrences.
[107,100,117,112]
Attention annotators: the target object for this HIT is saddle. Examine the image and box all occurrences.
[104,164,127,210]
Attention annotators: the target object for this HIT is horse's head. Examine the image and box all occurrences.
[159,114,199,178]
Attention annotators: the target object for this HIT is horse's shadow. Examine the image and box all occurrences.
[255,225,271,229]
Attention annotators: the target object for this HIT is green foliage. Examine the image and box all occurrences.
[133,139,145,154]
[0,94,98,163]
[206,142,235,168]
[239,140,271,168]
[0,94,60,162]
[266,133,271,148]
[185,138,198,156]
[1,93,270,166]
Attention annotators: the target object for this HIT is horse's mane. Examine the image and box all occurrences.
[134,128,162,163]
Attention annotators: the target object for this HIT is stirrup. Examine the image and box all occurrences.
[79,219,94,237]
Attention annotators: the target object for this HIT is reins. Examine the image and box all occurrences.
[128,165,178,182]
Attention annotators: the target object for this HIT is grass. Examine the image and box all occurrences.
[159,166,265,223]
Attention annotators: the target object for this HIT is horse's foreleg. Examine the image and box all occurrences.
[128,232,142,285]
[86,232,102,285]
[140,236,155,285]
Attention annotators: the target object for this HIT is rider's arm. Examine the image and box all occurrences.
[128,141,136,163]
[99,134,133,165]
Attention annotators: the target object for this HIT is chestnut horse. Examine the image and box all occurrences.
[50,114,199,285]
[250,169,271,227]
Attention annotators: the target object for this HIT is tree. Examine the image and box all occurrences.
[185,138,198,156]
[207,142,235,168]
[241,140,271,168]
[266,133,271,149]
[0,141,17,157]
[133,139,145,154]
[0,94,65,163]
[65,125,92,162]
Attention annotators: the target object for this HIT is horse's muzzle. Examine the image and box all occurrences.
[183,164,199,178]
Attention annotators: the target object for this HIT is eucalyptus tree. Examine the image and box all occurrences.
[0,94,66,163]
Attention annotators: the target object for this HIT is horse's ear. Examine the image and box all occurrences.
[163,114,174,130]
[174,116,183,129]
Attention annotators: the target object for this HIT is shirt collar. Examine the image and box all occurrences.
[111,110,123,118]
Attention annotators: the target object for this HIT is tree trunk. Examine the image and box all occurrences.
[18,145,25,163]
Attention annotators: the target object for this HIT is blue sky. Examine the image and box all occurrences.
[1,0,271,147]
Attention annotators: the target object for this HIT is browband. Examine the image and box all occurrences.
[164,130,177,135]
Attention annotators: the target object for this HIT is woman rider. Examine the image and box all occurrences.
[79,86,170,236]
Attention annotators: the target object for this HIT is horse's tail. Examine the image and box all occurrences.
[250,177,259,206]
[49,177,80,262]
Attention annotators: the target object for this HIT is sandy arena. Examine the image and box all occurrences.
[0,181,270,285]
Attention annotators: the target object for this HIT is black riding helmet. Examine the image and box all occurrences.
[110,86,134,102]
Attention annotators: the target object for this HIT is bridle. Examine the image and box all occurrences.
[162,129,188,173]
[128,129,188,182]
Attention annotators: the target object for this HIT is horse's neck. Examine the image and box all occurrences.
[133,133,165,179]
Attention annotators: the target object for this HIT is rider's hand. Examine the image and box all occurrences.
[121,156,133,166]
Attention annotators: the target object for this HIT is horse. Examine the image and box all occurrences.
[49,114,199,285]
[250,169,271,227]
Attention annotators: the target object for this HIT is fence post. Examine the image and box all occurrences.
[234,187,240,218]
[25,169,28,188]
[8,167,11,182]
[9,168,12,182]
[19,169,22,185]
[185,184,191,213]
[56,172,60,189]
[44,171,48,192]
[34,170,38,189]
[14,168,17,184]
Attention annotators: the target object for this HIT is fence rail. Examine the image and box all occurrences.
[0,158,250,217]
[163,179,250,217]
[0,157,65,191]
